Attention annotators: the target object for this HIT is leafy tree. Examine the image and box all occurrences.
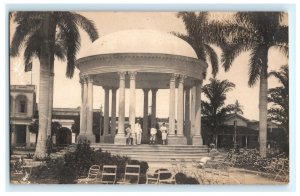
[268,65,289,152]
[10,12,98,159]
[220,12,288,157]
[28,120,62,143]
[201,78,237,144]
[71,116,80,136]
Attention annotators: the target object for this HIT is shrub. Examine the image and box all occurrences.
[54,141,148,184]
[30,140,149,184]
[174,173,199,184]
[232,149,289,173]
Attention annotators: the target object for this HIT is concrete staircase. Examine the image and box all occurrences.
[90,144,209,165]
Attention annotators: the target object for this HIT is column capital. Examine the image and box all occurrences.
[178,75,187,83]
[81,75,89,83]
[87,75,94,83]
[151,88,158,94]
[103,86,110,91]
[118,71,126,80]
[170,73,179,82]
[111,87,118,92]
[194,79,203,86]
[143,88,150,93]
[128,71,137,80]
[184,86,191,91]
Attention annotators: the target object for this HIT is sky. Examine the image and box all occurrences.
[9,12,288,121]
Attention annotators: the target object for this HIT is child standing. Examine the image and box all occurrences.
[149,126,157,145]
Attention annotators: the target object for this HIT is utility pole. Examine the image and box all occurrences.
[234,100,238,150]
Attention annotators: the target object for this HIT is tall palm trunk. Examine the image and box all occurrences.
[46,66,54,137]
[259,52,269,157]
[34,51,51,159]
[34,13,56,159]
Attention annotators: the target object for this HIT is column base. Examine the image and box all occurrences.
[141,135,149,144]
[104,135,114,143]
[167,135,187,145]
[186,137,193,145]
[114,134,127,145]
[192,135,203,146]
[11,132,16,146]
[100,136,104,143]
[77,134,95,143]
[26,143,31,149]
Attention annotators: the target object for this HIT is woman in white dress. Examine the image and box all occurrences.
[135,121,142,145]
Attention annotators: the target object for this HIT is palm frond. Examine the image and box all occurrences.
[57,16,81,78]
[248,45,268,86]
[10,23,35,57]
[203,44,219,77]
[175,33,206,60]
[23,32,42,68]
[220,42,252,72]
[68,12,99,42]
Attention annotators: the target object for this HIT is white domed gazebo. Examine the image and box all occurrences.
[75,29,207,145]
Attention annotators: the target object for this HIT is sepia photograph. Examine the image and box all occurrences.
[9,10,289,185]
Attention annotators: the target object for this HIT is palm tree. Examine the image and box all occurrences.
[268,65,289,151]
[10,12,98,159]
[176,12,226,77]
[201,78,236,144]
[22,30,68,138]
[220,12,288,157]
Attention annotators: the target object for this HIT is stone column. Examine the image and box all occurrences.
[103,87,110,143]
[111,88,117,142]
[177,75,185,136]
[10,96,15,117]
[169,74,187,145]
[184,87,191,144]
[78,77,88,142]
[26,125,31,148]
[142,89,149,143]
[10,124,16,146]
[129,71,137,145]
[168,74,187,145]
[190,85,196,137]
[151,88,158,127]
[193,80,203,146]
[85,76,95,142]
[114,72,127,145]
[168,74,177,136]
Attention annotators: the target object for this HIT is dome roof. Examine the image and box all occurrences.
[80,29,197,58]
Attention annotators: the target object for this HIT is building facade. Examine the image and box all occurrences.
[10,85,37,147]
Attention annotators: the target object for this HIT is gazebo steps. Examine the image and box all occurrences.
[89,144,209,164]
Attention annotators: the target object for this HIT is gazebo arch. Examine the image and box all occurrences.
[75,29,207,146]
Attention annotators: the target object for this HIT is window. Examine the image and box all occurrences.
[16,95,27,113]
[20,100,27,113]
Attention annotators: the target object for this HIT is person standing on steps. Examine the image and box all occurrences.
[135,120,142,145]
[150,126,157,145]
[125,125,132,145]
[160,123,168,145]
